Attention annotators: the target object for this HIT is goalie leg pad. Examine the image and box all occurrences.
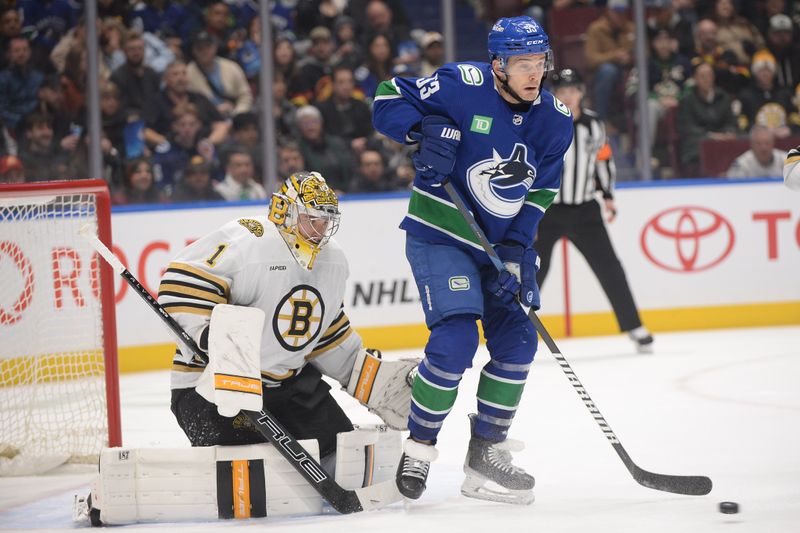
[196,304,266,418]
[334,425,402,490]
[82,442,323,526]
[346,348,419,431]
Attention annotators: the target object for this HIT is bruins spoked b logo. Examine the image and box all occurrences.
[273,285,325,351]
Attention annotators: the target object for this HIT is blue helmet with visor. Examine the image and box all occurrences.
[488,16,554,73]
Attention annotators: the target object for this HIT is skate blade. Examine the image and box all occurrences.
[635,343,654,354]
[460,475,534,505]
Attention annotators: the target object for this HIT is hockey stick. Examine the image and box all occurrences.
[441,181,712,496]
[80,224,402,514]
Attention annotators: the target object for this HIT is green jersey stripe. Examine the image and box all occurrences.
[477,373,526,408]
[412,377,460,413]
[407,190,483,247]
[375,79,401,97]
[525,189,558,211]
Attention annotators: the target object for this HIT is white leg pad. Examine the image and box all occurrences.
[88,441,323,525]
[197,304,266,417]
[335,425,402,490]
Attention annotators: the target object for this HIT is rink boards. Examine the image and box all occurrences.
[7,178,795,372]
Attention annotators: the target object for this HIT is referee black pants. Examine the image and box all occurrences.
[535,201,643,332]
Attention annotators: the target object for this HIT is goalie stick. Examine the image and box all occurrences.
[80,224,402,514]
[441,181,712,497]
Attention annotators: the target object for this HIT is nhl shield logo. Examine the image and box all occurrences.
[466,143,537,218]
[512,114,523,125]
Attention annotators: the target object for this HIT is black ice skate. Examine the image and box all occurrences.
[628,326,654,354]
[396,439,438,500]
[461,414,535,505]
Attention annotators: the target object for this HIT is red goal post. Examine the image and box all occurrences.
[0,179,121,475]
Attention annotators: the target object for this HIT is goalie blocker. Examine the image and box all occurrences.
[75,425,402,526]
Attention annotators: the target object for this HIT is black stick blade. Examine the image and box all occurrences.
[633,466,713,496]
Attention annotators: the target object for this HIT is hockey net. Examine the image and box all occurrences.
[0,180,121,476]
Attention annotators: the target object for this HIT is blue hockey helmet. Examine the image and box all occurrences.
[488,16,553,72]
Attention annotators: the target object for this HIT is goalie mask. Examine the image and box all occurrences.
[268,171,341,269]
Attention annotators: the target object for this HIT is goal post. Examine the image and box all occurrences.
[0,179,121,475]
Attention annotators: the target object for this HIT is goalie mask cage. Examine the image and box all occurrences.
[0,180,121,476]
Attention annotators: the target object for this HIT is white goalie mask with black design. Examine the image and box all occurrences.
[268,171,341,269]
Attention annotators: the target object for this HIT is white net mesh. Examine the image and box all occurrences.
[0,190,112,475]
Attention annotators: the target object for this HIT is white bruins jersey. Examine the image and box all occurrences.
[158,216,360,390]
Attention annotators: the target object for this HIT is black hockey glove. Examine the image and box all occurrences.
[408,115,461,187]
[494,242,540,309]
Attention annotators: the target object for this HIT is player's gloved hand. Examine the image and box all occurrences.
[486,269,521,304]
[408,115,461,187]
[495,242,541,309]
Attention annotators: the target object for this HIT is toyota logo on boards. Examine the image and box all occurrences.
[641,206,735,273]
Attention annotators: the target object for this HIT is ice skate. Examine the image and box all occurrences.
[396,439,438,500]
[461,415,534,505]
[628,326,654,354]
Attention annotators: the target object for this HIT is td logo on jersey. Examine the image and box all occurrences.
[466,143,536,218]
[272,285,325,351]
[640,206,735,272]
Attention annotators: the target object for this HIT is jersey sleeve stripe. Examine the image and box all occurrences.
[261,368,297,381]
[524,189,558,211]
[172,362,205,373]
[786,154,800,165]
[162,302,214,316]
[166,262,230,298]
[305,327,354,360]
[319,310,348,339]
[158,284,228,304]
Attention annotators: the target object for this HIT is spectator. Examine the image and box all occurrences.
[127,0,198,40]
[295,105,351,192]
[111,30,162,129]
[274,35,299,89]
[272,71,298,143]
[0,6,23,71]
[65,127,124,187]
[765,14,800,90]
[295,0,343,37]
[18,0,75,52]
[585,0,635,120]
[646,0,695,58]
[290,26,335,105]
[355,32,394,101]
[726,126,786,178]
[232,15,262,82]
[677,62,737,176]
[35,75,71,141]
[113,157,168,205]
[646,29,692,151]
[710,0,764,65]
[331,16,363,71]
[737,50,795,138]
[361,0,410,52]
[419,32,444,78]
[221,111,263,178]
[186,30,253,117]
[18,112,66,182]
[690,18,750,96]
[0,154,25,183]
[345,0,410,45]
[171,155,225,203]
[214,147,268,201]
[99,81,128,157]
[277,141,306,180]
[153,60,229,145]
[316,65,373,156]
[100,18,126,73]
[350,149,392,192]
[0,37,44,131]
[152,104,212,193]
[203,1,234,56]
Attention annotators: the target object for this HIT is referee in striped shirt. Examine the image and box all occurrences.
[536,69,654,353]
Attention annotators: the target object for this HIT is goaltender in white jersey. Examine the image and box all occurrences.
[75,172,416,526]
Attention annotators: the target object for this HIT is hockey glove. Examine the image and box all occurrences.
[408,115,461,187]
[495,242,541,309]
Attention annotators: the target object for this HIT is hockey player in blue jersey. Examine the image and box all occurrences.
[372,16,573,505]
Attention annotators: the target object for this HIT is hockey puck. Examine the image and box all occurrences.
[719,501,739,514]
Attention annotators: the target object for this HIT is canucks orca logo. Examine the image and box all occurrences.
[466,143,537,218]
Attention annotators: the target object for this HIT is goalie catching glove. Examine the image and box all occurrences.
[346,348,417,431]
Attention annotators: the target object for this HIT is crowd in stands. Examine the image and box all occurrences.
[0,0,797,203]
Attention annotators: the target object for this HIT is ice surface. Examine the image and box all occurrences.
[1,326,798,532]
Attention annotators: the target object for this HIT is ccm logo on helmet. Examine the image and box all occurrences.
[526,39,545,45]
[440,128,461,141]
